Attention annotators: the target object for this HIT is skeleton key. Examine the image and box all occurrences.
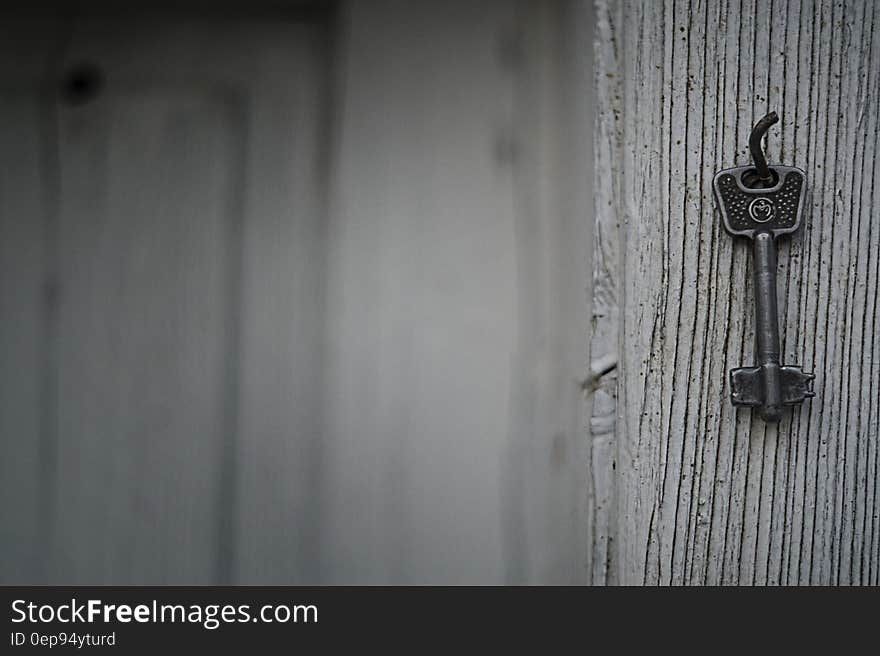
[713,112,815,421]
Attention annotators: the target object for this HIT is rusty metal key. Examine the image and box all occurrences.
[713,113,814,421]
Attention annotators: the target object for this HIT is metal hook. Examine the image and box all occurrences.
[749,111,779,185]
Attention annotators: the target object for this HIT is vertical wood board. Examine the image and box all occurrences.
[596,0,880,585]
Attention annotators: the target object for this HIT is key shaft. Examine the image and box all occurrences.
[752,230,782,421]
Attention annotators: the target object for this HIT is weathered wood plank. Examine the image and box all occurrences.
[66,19,330,584]
[9,19,328,584]
[220,24,328,586]
[597,0,880,584]
[320,0,593,584]
[0,16,72,587]
[321,0,526,584]
[50,91,236,584]
[590,0,623,585]
[0,99,48,584]
[508,0,593,585]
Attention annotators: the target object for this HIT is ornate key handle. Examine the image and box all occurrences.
[713,112,815,422]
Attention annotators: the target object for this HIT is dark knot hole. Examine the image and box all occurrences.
[61,63,104,105]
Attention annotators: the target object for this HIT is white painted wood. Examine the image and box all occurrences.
[508,0,593,585]
[595,0,880,585]
[231,27,328,585]
[0,3,593,585]
[320,0,518,584]
[0,98,49,584]
[0,18,69,586]
[51,91,235,584]
[0,18,327,584]
[52,20,327,584]
[320,0,592,584]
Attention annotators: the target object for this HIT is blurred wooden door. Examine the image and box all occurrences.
[0,15,328,584]
[0,2,593,586]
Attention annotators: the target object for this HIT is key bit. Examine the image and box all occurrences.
[713,113,815,421]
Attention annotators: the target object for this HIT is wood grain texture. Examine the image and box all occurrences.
[590,0,623,585]
[596,0,880,584]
